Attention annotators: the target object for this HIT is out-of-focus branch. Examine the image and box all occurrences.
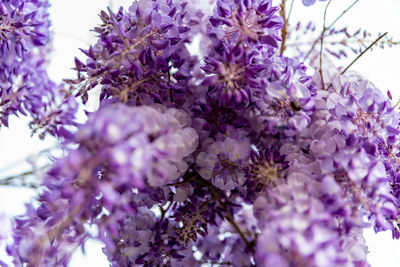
[319,0,332,90]
[280,0,289,55]
[0,165,49,188]
[287,0,295,23]
[193,175,255,252]
[341,32,388,74]
[304,0,360,60]
[325,32,388,90]
[326,0,359,30]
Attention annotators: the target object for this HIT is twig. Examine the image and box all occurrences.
[319,0,332,90]
[32,203,84,266]
[0,170,34,181]
[166,171,198,186]
[159,201,173,222]
[207,184,254,251]
[167,171,255,251]
[324,32,388,91]
[304,0,360,60]
[340,32,388,74]
[0,165,49,188]
[0,181,38,189]
[287,0,295,23]
[280,0,289,55]
[326,0,359,30]
[0,147,55,174]
[191,176,256,252]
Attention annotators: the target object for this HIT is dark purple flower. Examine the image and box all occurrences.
[209,0,283,48]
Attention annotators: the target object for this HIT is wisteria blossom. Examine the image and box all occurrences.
[1,0,400,266]
[302,0,329,6]
[0,0,77,136]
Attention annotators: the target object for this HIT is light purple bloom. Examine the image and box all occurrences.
[197,135,250,190]
[302,0,329,6]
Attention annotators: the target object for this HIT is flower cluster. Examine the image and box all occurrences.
[0,0,77,137]
[68,0,204,108]
[3,0,400,266]
[7,103,198,266]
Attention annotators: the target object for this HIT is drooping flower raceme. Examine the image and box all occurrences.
[7,103,198,266]
[0,0,77,136]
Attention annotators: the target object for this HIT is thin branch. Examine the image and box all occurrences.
[325,32,388,90]
[319,0,333,90]
[192,175,255,251]
[287,37,399,47]
[168,171,255,251]
[326,0,359,30]
[32,203,83,266]
[30,162,98,266]
[159,201,173,222]
[0,147,55,174]
[287,0,295,23]
[166,171,198,186]
[0,165,49,188]
[304,0,360,60]
[340,32,388,74]
[0,170,35,182]
[280,0,289,55]
[207,184,254,252]
[0,181,38,189]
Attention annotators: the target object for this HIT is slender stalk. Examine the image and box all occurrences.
[326,0,359,30]
[304,0,360,60]
[207,184,254,252]
[319,0,332,90]
[166,171,198,186]
[324,32,388,91]
[159,201,173,222]
[341,32,388,74]
[280,0,289,55]
[167,171,255,251]
[287,0,295,23]
[0,165,49,188]
[0,170,35,182]
[198,177,255,251]
[31,203,84,266]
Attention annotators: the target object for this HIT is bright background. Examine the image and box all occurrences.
[1,0,400,266]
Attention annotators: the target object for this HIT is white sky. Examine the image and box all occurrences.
[1,0,400,266]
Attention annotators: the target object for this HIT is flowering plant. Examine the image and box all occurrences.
[1,0,400,266]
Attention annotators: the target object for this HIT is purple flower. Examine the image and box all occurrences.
[196,135,250,190]
[209,0,283,48]
[0,0,77,136]
[202,45,254,105]
[70,0,203,107]
[7,103,199,266]
[74,103,199,188]
[244,148,288,202]
[302,0,329,6]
